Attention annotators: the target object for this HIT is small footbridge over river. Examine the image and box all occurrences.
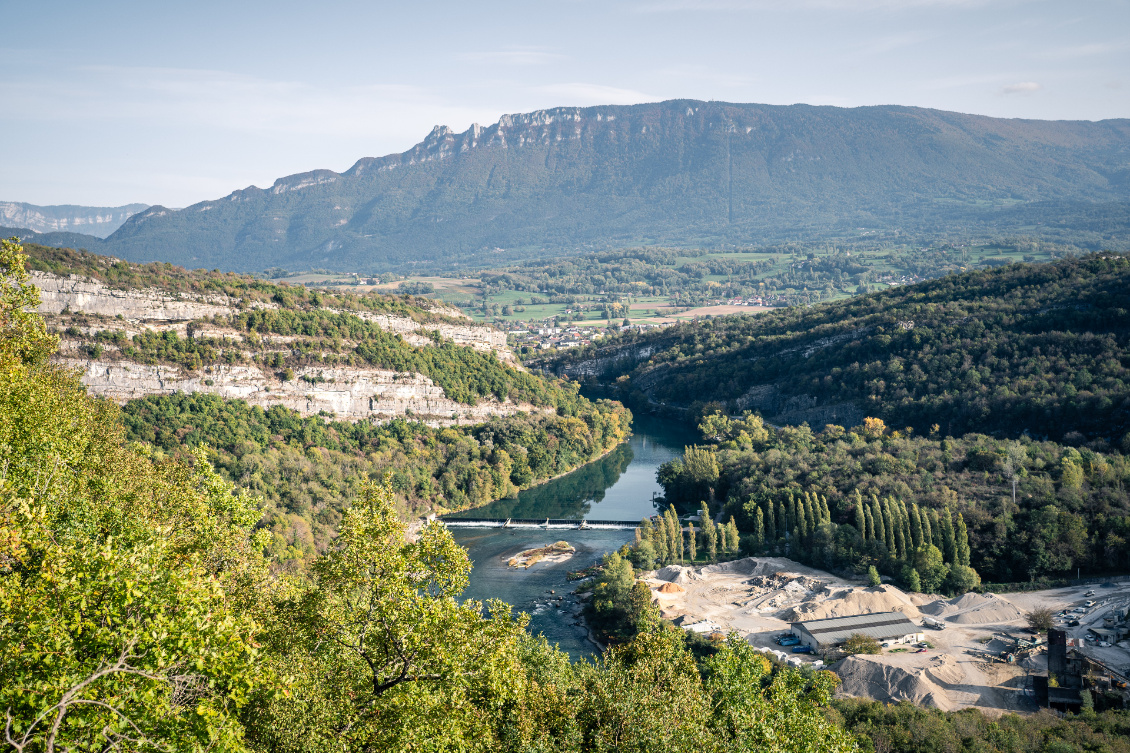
[439,517,639,531]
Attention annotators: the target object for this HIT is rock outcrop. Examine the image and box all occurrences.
[63,359,541,425]
[35,271,522,424]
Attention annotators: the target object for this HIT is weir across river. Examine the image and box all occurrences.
[439,517,639,531]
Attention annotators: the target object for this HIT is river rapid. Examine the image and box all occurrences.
[449,414,696,659]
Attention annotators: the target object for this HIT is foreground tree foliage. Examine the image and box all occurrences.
[3,237,857,751]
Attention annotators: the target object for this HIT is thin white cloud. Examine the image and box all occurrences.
[1000,81,1042,95]
[0,66,499,142]
[461,48,565,66]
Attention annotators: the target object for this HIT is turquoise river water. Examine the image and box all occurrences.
[448,414,697,658]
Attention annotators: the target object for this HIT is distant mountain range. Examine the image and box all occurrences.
[0,201,148,239]
[13,100,1130,272]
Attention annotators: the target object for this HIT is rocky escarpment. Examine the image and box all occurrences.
[63,359,542,425]
[34,271,510,357]
[35,271,525,424]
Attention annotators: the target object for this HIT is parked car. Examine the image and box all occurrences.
[1068,620,1081,627]
[1098,641,1112,647]
[1084,601,1095,607]
[914,648,928,653]
[778,637,800,647]
[792,645,813,654]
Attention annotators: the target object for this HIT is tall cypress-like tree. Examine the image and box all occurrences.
[854,498,867,538]
[909,503,923,550]
[777,500,788,541]
[864,507,876,543]
[797,498,810,539]
[687,521,697,561]
[928,508,943,551]
[881,497,897,557]
[764,499,776,543]
[955,512,971,567]
[941,507,957,564]
[819,495,831,525]
[754,507,765,551]
[651,519,668,562]
[870,496,886,548]
[727,517,740,554]
[921,507,934,551]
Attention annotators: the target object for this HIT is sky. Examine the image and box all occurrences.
[3,0,1128,209]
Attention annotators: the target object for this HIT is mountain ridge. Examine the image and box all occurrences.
[64,100,1130,271]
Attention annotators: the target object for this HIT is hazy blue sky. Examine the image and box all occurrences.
[3,0,1128,208]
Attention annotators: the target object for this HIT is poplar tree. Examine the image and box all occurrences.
[652,520,669,562]
[754,507,765,552]
[687,521,697,561]
[764,500,775,544]
[955,512,971,567]
[819,495,831,525]
[881,497,897,557]
[909,503,923,550]
[777,500,788,541]
[922,508,935,551]
[941,507,957,564]
[854,499,867,537]
[707,519,719,561]
[727,517,740,554]
[930,508,944,551]
[870,496,886,547]
[864,507,876,543]
[797,499,809,539]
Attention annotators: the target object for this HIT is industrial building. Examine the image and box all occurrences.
[791,612,924,650]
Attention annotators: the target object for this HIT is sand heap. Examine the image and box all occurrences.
[921,593,1023,624]
[653,557,835,585]
[656,582,686,594]
[783,584,923,622]
[835,654,966,711]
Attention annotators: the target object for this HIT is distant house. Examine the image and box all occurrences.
[791,612,923,650]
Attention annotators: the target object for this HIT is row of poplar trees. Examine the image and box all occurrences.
[634,504,741,567]
[742,489,977,592]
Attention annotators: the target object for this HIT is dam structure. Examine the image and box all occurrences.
[438,517,638,531]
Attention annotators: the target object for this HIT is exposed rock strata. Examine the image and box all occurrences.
[36,271,522,424]
[63,359,542,425]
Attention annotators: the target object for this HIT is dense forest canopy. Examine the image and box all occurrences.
[121,391,630,570]
[655,412,1130,586]
[543,253,1130,442]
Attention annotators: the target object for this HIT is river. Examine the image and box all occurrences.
[449,414,697,659]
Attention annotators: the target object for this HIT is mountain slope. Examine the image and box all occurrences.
[538,254,1130,443]
[99,100,1130,273]
[1,201,147,238]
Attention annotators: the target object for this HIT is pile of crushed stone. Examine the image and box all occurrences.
[783,584,923,622]
[835,654,965,711]
[921,593,1023,624]
[656,582,685,594]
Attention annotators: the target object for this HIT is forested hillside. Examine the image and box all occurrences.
[47,100,1130,273]
[121,392,629,569]
[1,236,864,752]
[656,412,1129,585]
[544,254,1130,442]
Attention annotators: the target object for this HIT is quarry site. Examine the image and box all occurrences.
[643,558,1130,715]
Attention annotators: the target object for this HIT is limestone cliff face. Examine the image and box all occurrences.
[36,271,522,424]
[34,271,238,321]
[63,359,540,425]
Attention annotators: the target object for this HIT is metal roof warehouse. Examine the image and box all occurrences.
[791,612,924,650]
